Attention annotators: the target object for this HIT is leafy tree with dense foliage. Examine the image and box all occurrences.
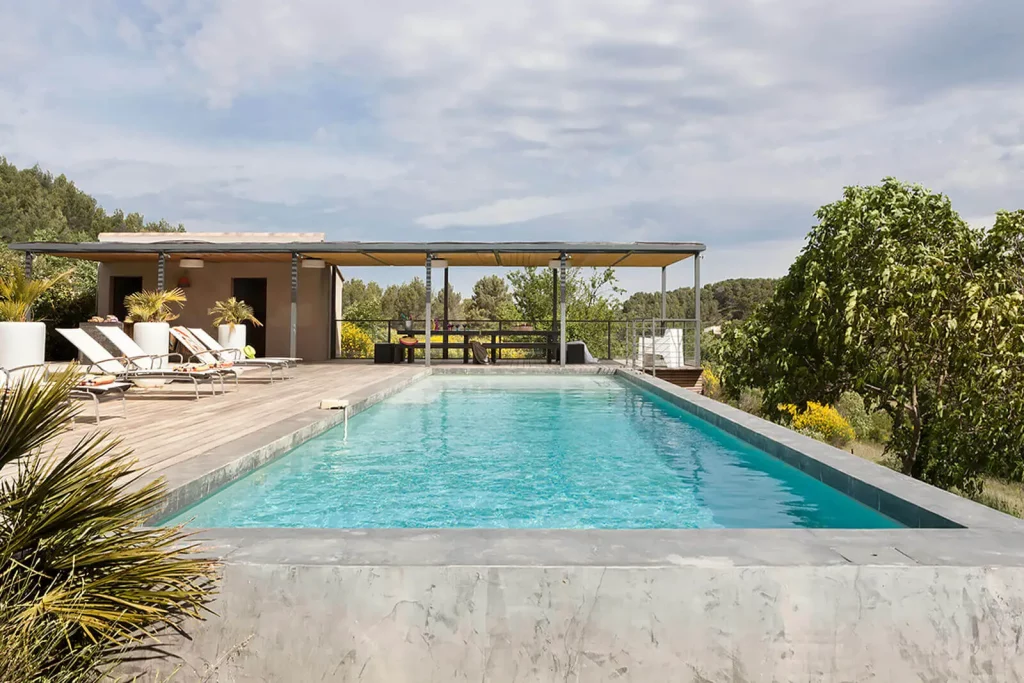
[380,278,427,321]
[464,275,517,321]
[620,286,719,324]
[0,158,184,243]
[432,283,465,321]
[506,267,622,324]
[0,367,217,680]
[721,179,1024,493]
[709,278,776,321]
[0,158,183,358]
[341,278,385,331]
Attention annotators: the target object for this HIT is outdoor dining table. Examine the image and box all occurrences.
[401,329,558,364]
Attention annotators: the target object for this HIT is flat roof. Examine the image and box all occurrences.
[10,241,705,268]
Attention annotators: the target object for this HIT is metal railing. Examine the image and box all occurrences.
[625,319,700,375]
[336,318,700,367]
[334,319,637,361]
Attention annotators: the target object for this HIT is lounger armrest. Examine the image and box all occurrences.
[83,361,117,376]
[127,353,184,367]
[4,363,50,375]
[217,347,244,361]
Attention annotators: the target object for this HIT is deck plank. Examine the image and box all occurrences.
[13,363,422,479]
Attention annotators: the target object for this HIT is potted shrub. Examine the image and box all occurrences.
[0,265,68,371]
[210,297,262,350]
[125,288,186,367]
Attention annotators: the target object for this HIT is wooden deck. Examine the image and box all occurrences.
[40,362,423,477]
[642,367,705,393]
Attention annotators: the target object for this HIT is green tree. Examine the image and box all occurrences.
[341,278,383,310]
[507,267,560,323]
[506,267,624,357]
[620,286,719,323]
[380,278,427,321]
[432,283,465,321]
[465,275,516,321]
[0,158,183,358]
[721,179,1024,493]
[710,278,776,321]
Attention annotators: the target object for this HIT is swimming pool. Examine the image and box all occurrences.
[163,375,900,529]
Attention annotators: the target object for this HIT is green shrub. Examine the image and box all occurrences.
[337,322,374,358]
[835,390,894,444]
[866,409,893,443]
[835,390,894,443]
[0,367,217,680]
[836,391,871,439]
[738,388,763,416]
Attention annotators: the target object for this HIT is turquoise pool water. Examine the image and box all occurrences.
[163,375,901,529]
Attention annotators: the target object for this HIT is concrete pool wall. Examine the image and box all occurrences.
[142,367,1024,682]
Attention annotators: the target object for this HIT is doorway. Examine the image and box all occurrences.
[110,276,143,321]
[232,278,268,357]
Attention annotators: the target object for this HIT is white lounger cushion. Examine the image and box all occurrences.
[95,326,164,369]
[56,328,128,374]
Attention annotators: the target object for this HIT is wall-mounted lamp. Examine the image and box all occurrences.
[302,258,326,269]
[180,258,204,268]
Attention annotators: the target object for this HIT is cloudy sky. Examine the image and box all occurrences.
[2,0,1022,293]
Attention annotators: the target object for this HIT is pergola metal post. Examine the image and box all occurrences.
[559,253,567,367]
[693,253,701,367]
[290,253,298,359]
[551,268,559,328]
[442,266,449,359]
[660,266,667,319]
[24,251,34,321]
[157,252,166,290]
[424,253,433,367]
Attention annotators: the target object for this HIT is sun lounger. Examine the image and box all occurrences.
[97,325,240,392]
[2,364,130,424]
[188,327,300,368]
[57,328,225,399]
[173,327,288,383]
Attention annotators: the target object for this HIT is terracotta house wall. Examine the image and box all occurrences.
[97,261,334,361]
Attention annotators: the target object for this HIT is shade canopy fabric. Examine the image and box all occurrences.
[10,241,704,268]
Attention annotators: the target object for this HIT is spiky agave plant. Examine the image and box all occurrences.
[124,288,187,323]
[0,367,218,680]
[208,297,262,330]
[0,265,71,322]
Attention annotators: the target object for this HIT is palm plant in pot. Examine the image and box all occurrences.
[124,288,186,367]
[209,297,262,350]
[0,266,69,371]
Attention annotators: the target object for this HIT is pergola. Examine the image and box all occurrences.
[11,240,706,366]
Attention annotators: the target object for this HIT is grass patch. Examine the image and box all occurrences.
[846,440,1024,519]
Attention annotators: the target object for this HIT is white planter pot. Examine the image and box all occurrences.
[132,322,170,368]
[0,321,46,377]
[218,324,247,351]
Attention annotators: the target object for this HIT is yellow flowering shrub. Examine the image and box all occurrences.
[777,401,855,447]
[701,363,722,399]
[337,322,373,358]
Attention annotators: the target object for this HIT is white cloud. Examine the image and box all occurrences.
[1,0,1023,287]
[116,17,145,50]
[417,194,634,229]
